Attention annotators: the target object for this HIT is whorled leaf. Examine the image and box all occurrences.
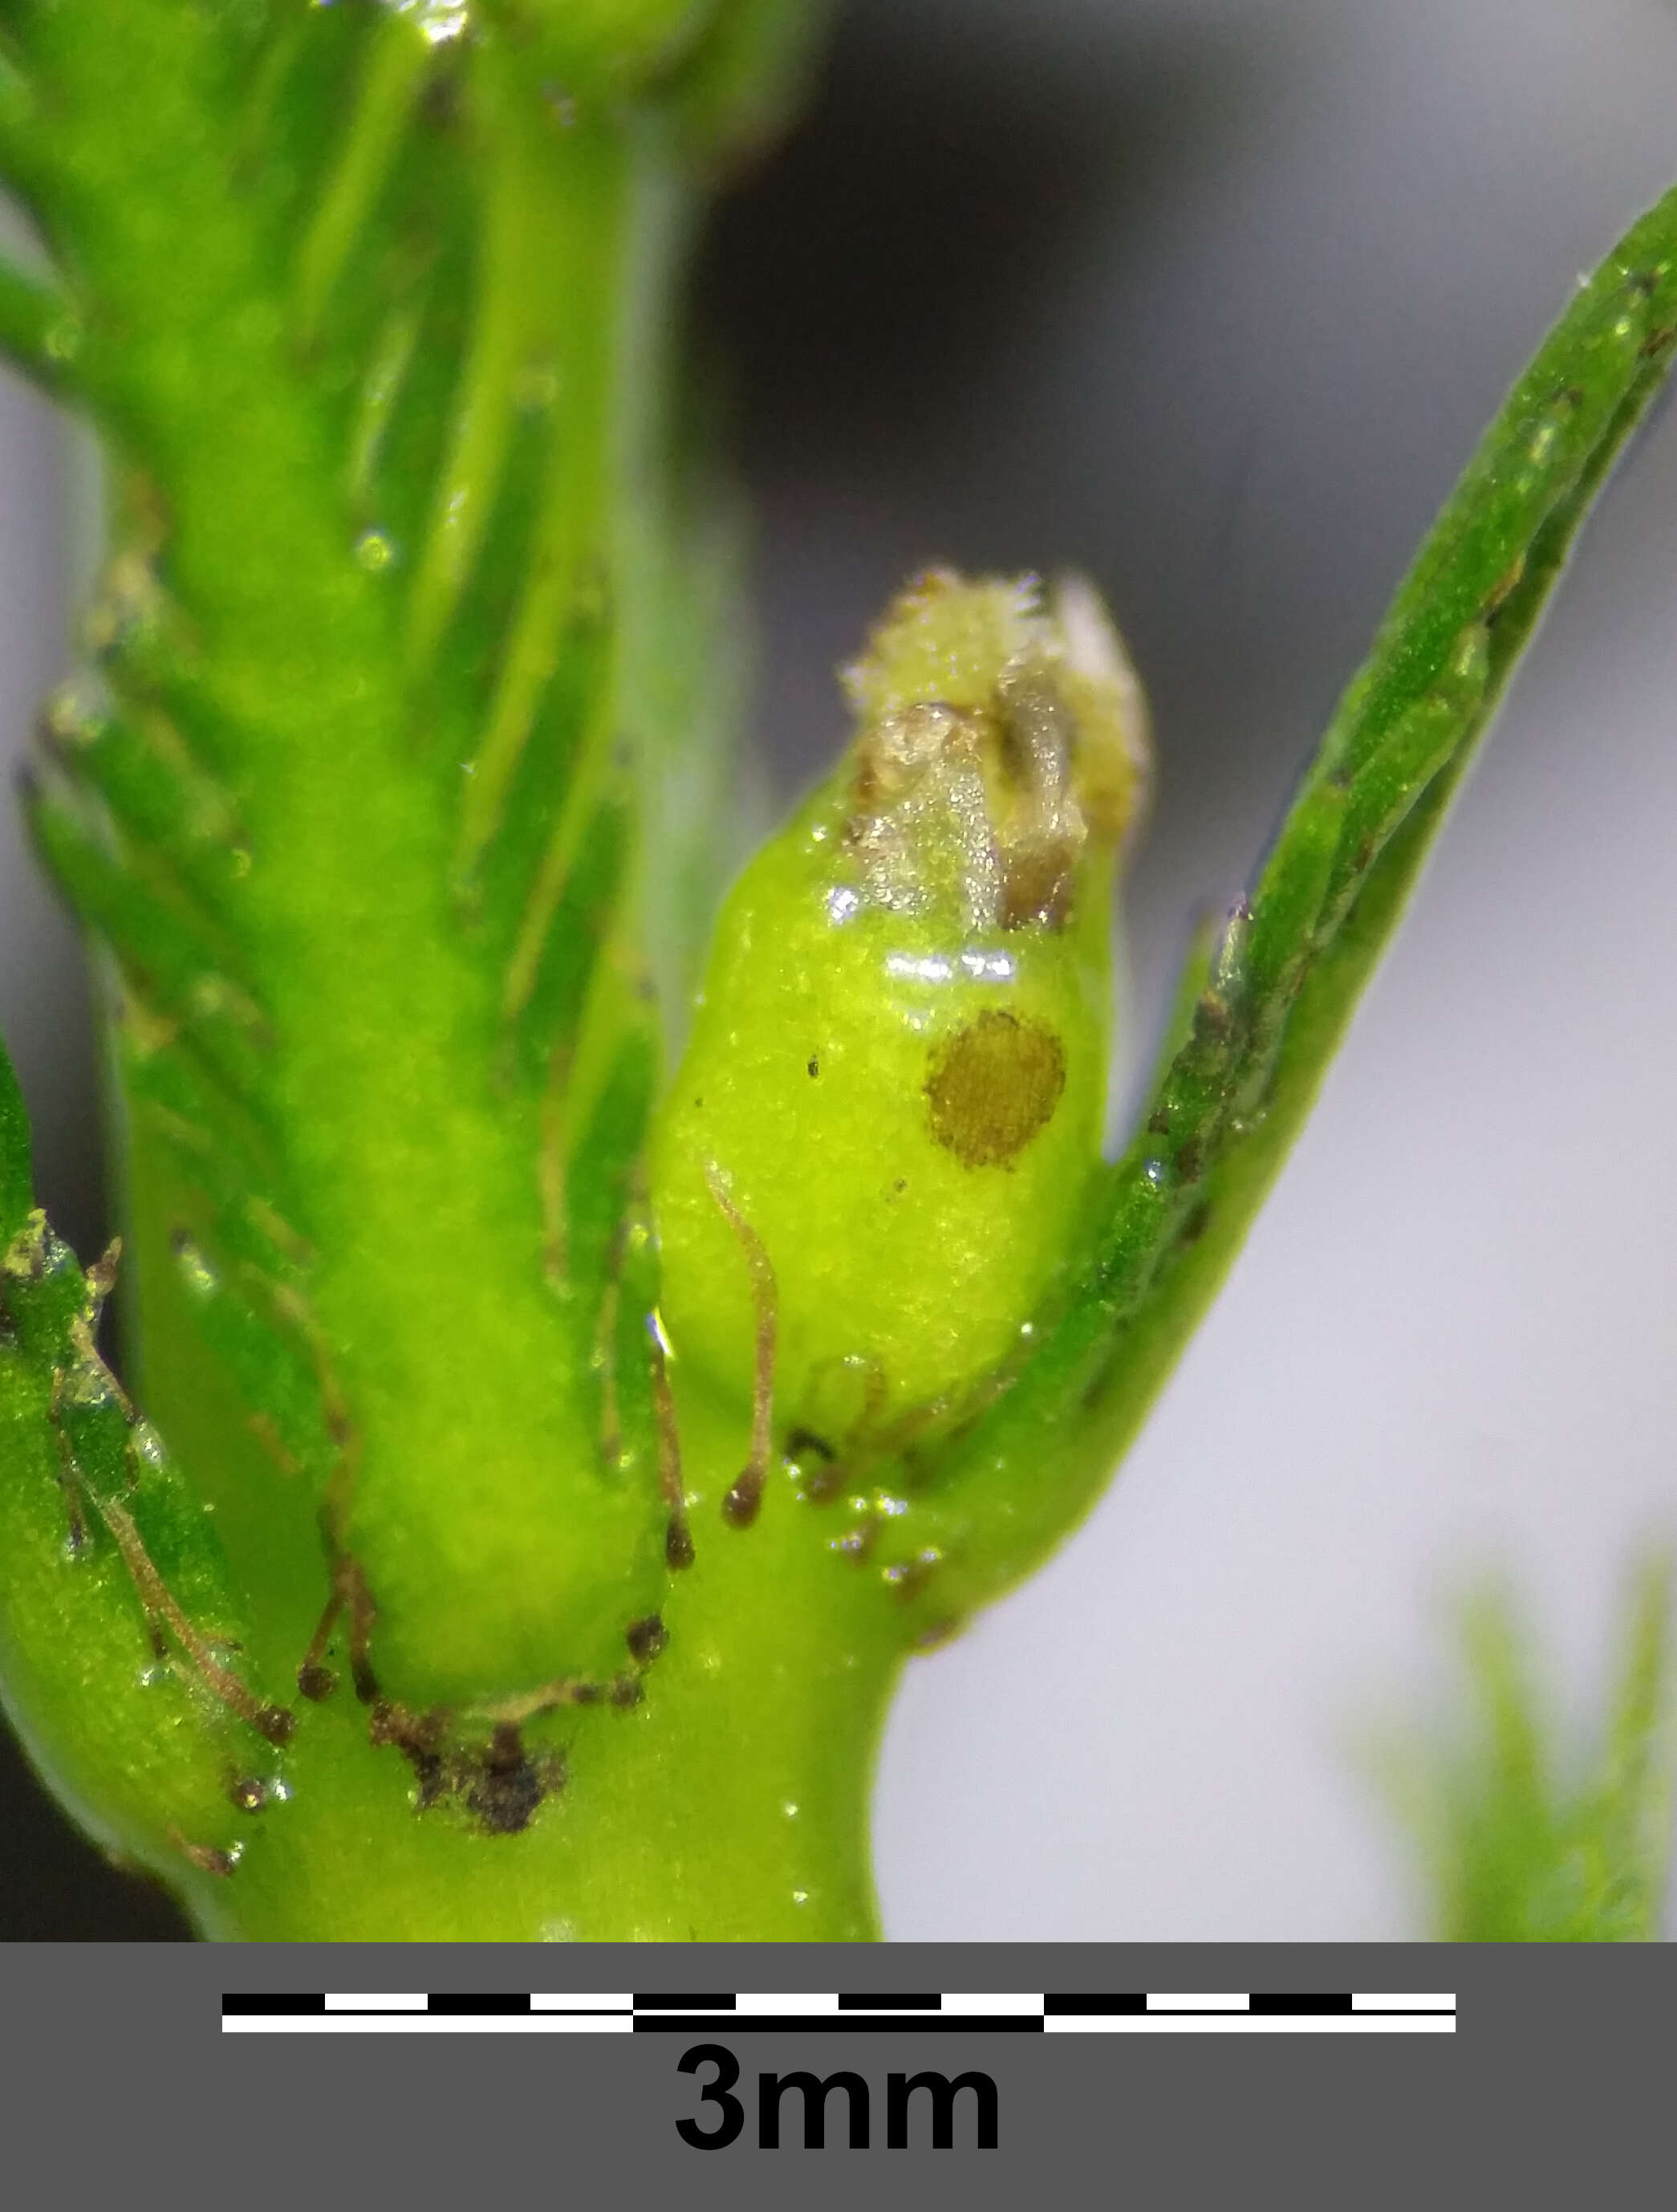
[0,0,817,1711]
[863,181,1677,1637]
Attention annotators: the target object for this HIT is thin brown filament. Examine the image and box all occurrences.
[704,1161,778,1530]
[96,1491,294,1744]
[644,1312,692,1568]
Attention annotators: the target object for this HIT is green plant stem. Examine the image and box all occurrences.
[193,1399,895,1942]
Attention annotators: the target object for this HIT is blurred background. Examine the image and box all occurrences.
[2,0,1675,1938]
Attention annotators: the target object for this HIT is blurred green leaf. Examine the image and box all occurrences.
[1387,1561,1675,1942]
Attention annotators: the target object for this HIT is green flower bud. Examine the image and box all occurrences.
[650,568,1147,1465]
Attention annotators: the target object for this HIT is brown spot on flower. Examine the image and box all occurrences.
[924,1010,1065,1169]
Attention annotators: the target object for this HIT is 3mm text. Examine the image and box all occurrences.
[675,2043,999,2149]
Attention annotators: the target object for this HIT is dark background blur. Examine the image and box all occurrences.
[2,0,1675,1939]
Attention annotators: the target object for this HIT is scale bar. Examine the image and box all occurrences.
[222,1990,1455,2035]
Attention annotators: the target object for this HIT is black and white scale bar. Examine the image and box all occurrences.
[221,1991,1455,2035]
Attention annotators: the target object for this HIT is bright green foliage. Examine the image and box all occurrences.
[0,0,1673,1939]
[1387,1566,1675,1942]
